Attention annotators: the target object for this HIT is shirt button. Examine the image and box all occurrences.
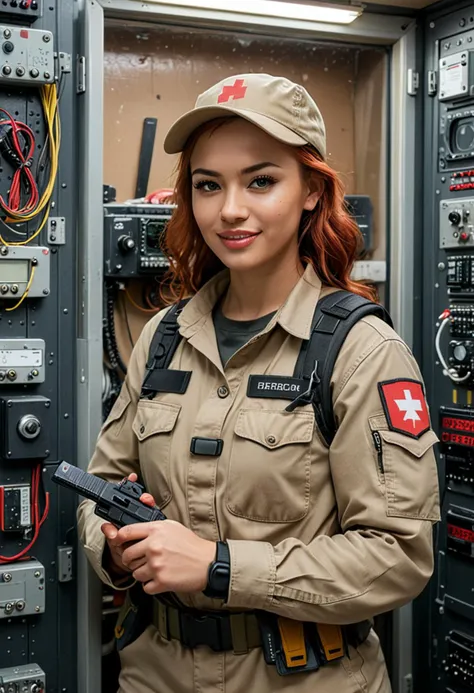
[217,385,230,398]
[140,424,145,434]
[266,435,277,446]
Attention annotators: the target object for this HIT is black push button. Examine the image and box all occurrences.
[190,437,224,457]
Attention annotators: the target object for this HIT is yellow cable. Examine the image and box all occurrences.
[5,264,36,312]
[2,83,60,227]
[0,205,50,247]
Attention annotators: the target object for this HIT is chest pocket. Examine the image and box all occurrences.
[226,408,314,523]
[132,400,181,509]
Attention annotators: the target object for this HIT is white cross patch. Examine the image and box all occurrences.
[394,390,423,428]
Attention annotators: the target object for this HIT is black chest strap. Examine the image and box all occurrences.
[141,292,393,449]
[140,299,191,398]
[290,291,393,448]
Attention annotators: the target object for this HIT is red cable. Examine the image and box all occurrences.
[0,466,50,564]
[0,109,39,216]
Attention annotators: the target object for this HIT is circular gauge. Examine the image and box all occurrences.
[455,121,474,152]
[453,343,468,362]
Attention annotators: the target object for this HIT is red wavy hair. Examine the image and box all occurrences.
[161,119,377,303]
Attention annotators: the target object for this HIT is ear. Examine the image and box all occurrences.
[303,189,320,212]
[302,174,323,211]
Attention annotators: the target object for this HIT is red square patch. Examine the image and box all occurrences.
[378,379,430,439]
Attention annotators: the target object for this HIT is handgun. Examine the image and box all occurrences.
[52,462,166,527]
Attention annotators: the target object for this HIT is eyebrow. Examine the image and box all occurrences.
[191,161,281,177]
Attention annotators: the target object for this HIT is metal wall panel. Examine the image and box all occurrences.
[0,0,79,689]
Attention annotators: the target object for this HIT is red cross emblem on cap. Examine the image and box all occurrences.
[217,79,247,104]
[378,379,430,439]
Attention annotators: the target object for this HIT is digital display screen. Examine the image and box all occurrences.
[448,523,474,543]
[442,416,474,433]
[0,260,28,283]
[145,220,167,250]
[441,432,474,447]
[447,511,474,559]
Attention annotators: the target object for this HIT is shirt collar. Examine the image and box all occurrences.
[178,264,322,341]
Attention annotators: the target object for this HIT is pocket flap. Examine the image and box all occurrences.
[132,401,181,442]
[235,408,314,449]
[106,386,131,424]
[378,428,439,458]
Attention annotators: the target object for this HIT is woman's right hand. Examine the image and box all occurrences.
[101,473,156,577]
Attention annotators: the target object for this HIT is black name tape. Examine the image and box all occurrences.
[247,375,307,400]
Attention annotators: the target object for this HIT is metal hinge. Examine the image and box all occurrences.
[407,69,419,96]
[428,70,437,97]
[77,55,86,94]
[403,674,413,693]
[58,51,72,76]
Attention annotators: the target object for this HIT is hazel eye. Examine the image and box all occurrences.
[193,180,220,192]
[249,175,277,189]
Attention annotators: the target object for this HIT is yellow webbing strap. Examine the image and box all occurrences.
[317,623,344,662]
[277,617,307,668]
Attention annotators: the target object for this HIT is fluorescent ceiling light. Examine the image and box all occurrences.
[148,0,363,25]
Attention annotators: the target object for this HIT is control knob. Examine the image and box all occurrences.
[451,341,469,363]
[449,210,462,225]
[18,414,41,440]
[118,235,136,252]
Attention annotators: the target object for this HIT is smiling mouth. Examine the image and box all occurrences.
[217,231,261,239]
[217,231,261,249]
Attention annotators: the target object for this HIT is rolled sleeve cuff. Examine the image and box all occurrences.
[226,540,276,610]
[82,533,136,592]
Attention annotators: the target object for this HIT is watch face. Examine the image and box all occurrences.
[213,566,229,589]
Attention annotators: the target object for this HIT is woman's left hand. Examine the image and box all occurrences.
[117,520,217,594]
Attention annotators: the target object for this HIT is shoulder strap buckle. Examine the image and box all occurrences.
[285,361,320,413]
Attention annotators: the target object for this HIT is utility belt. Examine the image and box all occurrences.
[115,589,371,677]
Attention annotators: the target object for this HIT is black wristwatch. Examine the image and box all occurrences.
[202,540,230,600]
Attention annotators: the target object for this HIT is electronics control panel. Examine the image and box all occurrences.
[421,9,474,692]
[103,203,174,278]
[0,25,54,85]
[0,247,50,298]
[0,2,42,23]
[0,1,77,689]
[0,664,45,693]
[0,339,45,384]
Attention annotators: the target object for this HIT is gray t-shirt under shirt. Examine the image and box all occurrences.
[213,303,276,366]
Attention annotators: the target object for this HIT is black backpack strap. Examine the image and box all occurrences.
[289,291,393,447]
[141,298,191,398]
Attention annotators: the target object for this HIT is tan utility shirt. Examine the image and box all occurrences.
[77,264,440,693]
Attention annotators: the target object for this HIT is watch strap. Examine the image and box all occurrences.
[203,540,230,599]
[216,540,230,565]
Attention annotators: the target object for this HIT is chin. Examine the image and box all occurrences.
[216,251,267,274]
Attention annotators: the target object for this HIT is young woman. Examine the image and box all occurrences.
[78,73,440,693]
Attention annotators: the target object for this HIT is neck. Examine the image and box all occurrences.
[221,257,305,321]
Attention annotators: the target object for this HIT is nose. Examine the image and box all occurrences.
[220,187,249,224]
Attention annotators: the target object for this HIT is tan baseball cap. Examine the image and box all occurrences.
[163,73,326,158]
